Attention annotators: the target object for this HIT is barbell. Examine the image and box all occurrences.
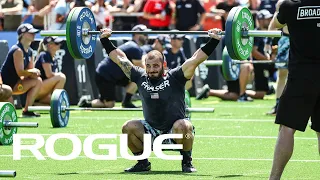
[0,170,16,177]
[202,47,277,81]
[0,102,38,145]
[27,89,214,128]
[38,6,282,60]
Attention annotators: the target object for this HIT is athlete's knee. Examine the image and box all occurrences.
[122,120,143,134]
[279,125,296,135]
[173,119,193,133]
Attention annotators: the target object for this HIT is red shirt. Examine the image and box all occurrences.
[143,0,171,27]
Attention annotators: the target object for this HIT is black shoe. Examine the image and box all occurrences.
[124,161,151,172]
[266,104,278,116]
[122,102,138,108]
[267,85,275,95]
[237,93,253,102]
[196,84,210,100]
[182,161,197,173]
[22,111,41,117]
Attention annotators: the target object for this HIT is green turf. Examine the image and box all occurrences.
[1,96,320,180]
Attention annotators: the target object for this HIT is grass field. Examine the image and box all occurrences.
[1,95,320,180]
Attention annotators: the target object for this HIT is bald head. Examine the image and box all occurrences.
[146,50,164,63]
[145,50,165,79]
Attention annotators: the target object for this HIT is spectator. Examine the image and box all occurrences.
[259,0,277,14]
[143,0,174,30]
[0,0,24,31]
[131,0,149,27]
[34,36,66,105]
[174,0,205,31]
[202,0,223,31]
[246,9,276,99]
[0,23,42,117]
[164,31,193,90]
[196,63,254,102]
[26,0,59,30]
[78,24,148,108]
[49,0,73,30]
[141,35,169,54]
[214,0,239,30]
[91,0,109,30]
[110,0,138,30]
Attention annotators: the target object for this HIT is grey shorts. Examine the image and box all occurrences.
[275,36,290,69]
[140,120,195,147]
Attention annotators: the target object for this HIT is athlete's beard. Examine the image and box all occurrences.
[148,67,164,84]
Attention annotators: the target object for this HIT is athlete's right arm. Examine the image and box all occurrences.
[268,0,286,30]
[100,28,134,80]
[13,49,40,78]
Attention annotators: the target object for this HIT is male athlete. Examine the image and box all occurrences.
[99,27,222,173]
[268,0,320,179]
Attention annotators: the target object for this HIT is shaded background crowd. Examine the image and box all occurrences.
[0,0,277,32]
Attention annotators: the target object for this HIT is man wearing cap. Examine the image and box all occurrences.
[163,32,192,90]
[246,9,277,100]
[34,36,66,105]
[0,23,42,117]
[78,24,148,108]
[141,35,168,54]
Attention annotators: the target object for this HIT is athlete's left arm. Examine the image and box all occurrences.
[268,0,287,30]
[181,28,222,79]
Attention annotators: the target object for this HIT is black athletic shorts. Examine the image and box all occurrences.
[226,79,240,95]
[253,63,276,92]
[95,72,130,101]
[275,76,320,132]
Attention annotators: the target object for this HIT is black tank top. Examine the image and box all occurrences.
[0,42,32,88]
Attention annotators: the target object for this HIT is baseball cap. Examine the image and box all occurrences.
[157,35,170,45]
[257,9,273,19]
[132,24,151,32]
[169,29,185,39]
[17,23,40,35]
[43,36,63,45]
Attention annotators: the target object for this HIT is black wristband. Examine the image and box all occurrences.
[201,38,220,56]
[100,37,117,54]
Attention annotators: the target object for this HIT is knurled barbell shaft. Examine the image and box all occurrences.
[3,122,38,128]
[28,106,214,113]
[0,170,16,177]
[39,30,282,37]
[203,60,274,66]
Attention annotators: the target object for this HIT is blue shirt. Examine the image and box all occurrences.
[163,47,187,69]
[35,51,58,80]
[96,41,143,82]
[141,44,153,54]
[0,42,32,88]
